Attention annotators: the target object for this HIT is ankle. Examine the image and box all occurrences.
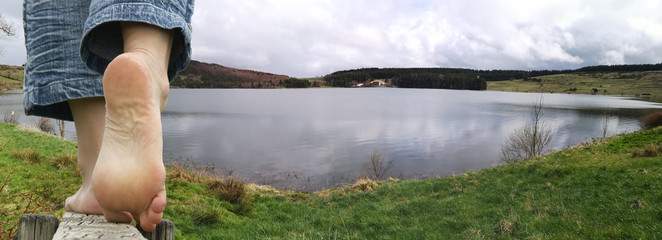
[120,22,174,71]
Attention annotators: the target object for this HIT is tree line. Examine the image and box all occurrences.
[322,63,662,90]
[576,63,662,72]
[391,73,486,90]
[322,68,548,89]
[171,75,311,89]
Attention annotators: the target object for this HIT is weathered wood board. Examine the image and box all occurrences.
[17,213,174,240]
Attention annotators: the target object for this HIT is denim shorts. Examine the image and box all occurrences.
[23,0,194,121]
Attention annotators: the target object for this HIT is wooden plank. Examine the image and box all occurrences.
[17,214,59,240]
[137,219,175,240]
[52,212,145,240]
[17,212,175,240]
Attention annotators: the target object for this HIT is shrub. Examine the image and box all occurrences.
[362,149,393,180]
[166,163,203,183]
[639,112,662,130]
[49,152,77,169]
[351,179,379,192]
[631,144,662,158]
[12,148,42,163]
[463,229,486,240]
[0,168,59,239]
[631,199,648,209]
[496,219,514,235]
[2,110,18,124]
[500,97,554,163]
[192,206,223,226]
[206,177,251,214]
[36,118,55,134]
[173,198,223,226]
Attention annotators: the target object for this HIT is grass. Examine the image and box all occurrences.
[487,71,662,101]
[0,65,24,91]
[2,122,662,239]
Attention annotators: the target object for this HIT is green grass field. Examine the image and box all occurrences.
[0,65,23,91]
[488,71,662,102]
[2,122,662,239]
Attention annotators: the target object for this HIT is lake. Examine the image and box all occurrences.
[2,88,661,190]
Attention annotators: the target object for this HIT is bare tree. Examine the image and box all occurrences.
[362,149,394,180]
[37,118,55,135]
[0,15,15,37]
[57,120,66,138]
[2,110,18,124]
[0,14,16,57]
[500,97,554,163]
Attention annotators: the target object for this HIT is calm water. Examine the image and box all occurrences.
[2,88,661,190]
[161,88,661,190]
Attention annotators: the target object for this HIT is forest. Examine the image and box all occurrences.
[321,68,560,89]
[323,63,662,90]
[576,63,662,72]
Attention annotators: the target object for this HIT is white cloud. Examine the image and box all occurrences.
[2,0,662,76]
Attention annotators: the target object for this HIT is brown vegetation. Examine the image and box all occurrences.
[496,219,515,235]
[49,152,77,169]
[631,144,662,158]
[170,60,291,88]
[350,179,380,192]
[206,177,252,214]
[1,163,59,240]
[206,177,248,204]
[56,120,65,138]
[638,112,662,130]
[12,148,42,164]
[166,163,204,183]
[37,118,55,135]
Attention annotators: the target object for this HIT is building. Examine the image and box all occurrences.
[370,80,385,87]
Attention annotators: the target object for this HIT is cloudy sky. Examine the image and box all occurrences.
[2,0,662,77]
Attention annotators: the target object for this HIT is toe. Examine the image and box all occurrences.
[138,190,166,232]
[150,191,167,225]
[138,213,157,232]
[150,190,167,217]
[103,209,133,223]
[64,196,74,212]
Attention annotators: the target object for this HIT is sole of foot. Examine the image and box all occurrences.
[92,51,169,232]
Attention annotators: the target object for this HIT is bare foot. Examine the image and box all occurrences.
[92,51,169,232]
[66,97,106,215]
[65,186,103,214]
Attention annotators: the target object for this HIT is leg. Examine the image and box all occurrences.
[64,98,105,214]
[91,22,173,232]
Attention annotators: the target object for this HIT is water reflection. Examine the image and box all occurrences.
[161,89,660,190]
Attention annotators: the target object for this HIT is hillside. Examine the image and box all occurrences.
[0,62,296,90]
[2,122,662,239]
[170,60,293,88]
[487,71,662,101]
[0,65,23,91]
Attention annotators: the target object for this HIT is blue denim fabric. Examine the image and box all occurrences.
[23,0,103,121]
[23,0,194,121]
[81,0,194,82]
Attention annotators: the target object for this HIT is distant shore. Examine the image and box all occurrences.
[487,72,662,102]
